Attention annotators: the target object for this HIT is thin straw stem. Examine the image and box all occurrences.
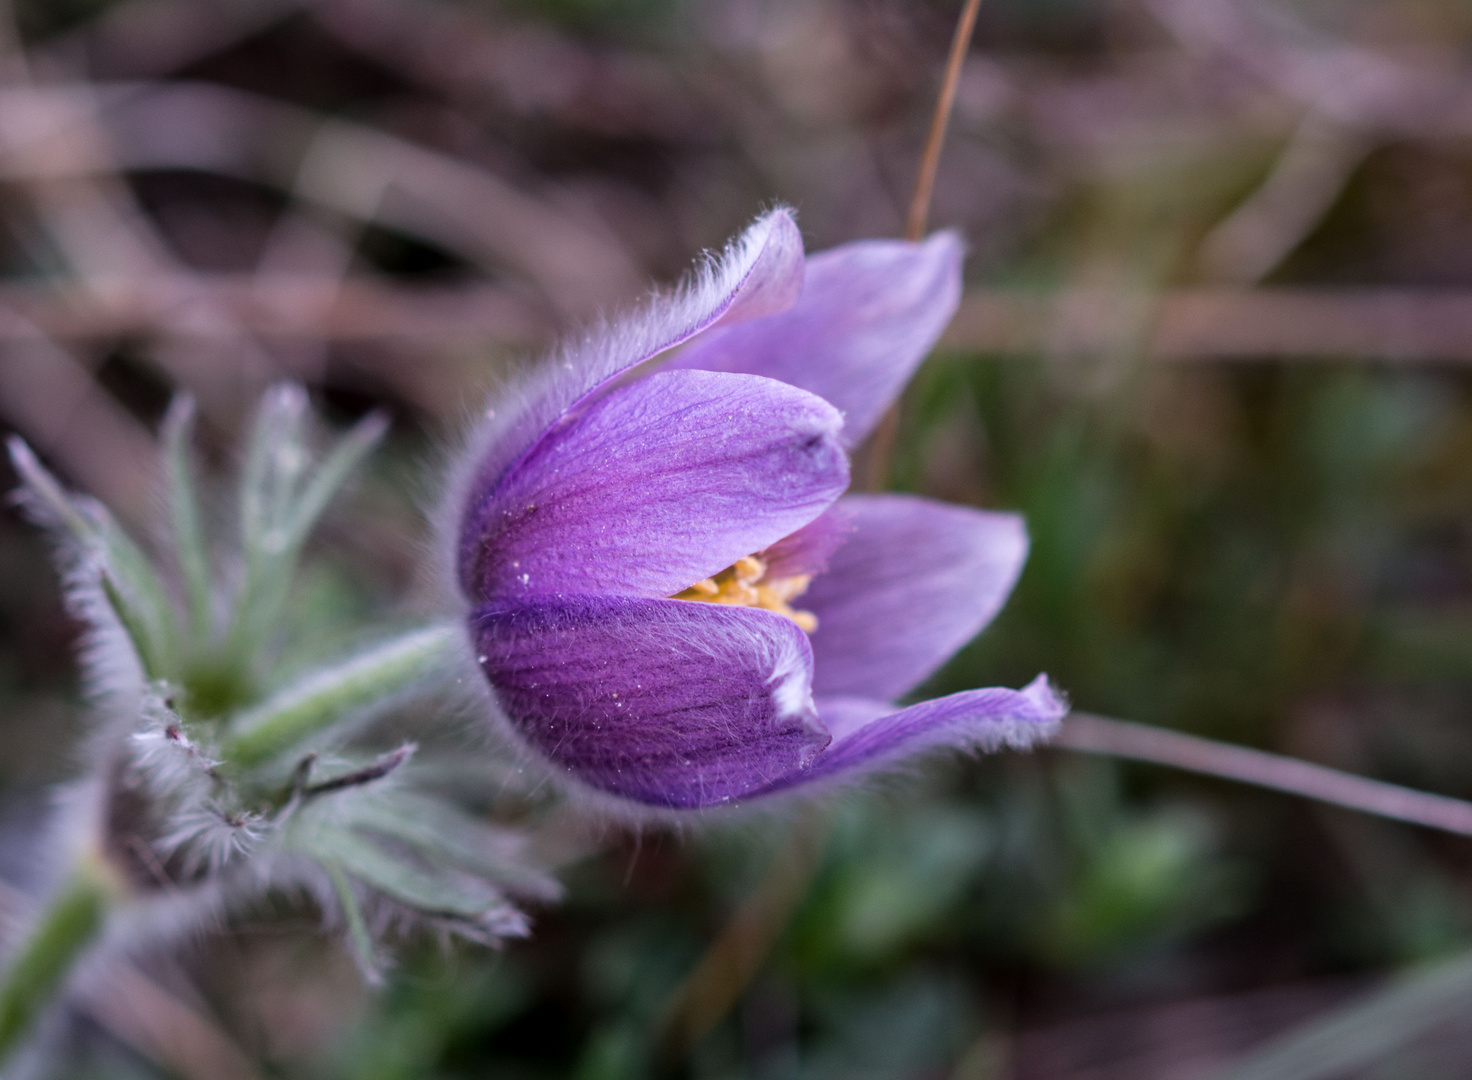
[1058,713,1472,837]
[905,0,983,242]
[866,0,983,491]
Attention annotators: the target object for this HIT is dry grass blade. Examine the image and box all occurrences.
[0,327,157,522]
[81,963,266,1080]
[870,0,984,490]
[1208,951,1472,1080]
[905,0,983,242]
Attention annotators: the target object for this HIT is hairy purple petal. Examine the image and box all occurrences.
[672,232,963,445]
[805,495,1028,701]
[752,676,1065,795]
[465,370,848,602]
[456,209,804,592]
[472,597,829,807]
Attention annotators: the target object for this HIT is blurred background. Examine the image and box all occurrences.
[7,0,1472,1076]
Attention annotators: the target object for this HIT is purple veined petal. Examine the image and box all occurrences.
[464,369,849,602]
[454,210,805,591]
[760,505,855,579]
[671,232,963,446]
[750,676,1066,796]
[471,596,830,808]
[805,495,1028,701]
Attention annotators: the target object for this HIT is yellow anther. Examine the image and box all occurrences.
[758,575,811,604]
[732,556,765,585]
[789,609,818,634]
[713,580,760,606]
[672,555,818,632]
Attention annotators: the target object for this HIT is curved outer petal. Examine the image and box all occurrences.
[672,232,963,446]
[805,495,1028,701]
[471,597,829,808]
[457,209,804,593]
[464,370,848,602]
[751,676,1065,796]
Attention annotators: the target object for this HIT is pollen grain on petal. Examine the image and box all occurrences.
[672,554,819,631]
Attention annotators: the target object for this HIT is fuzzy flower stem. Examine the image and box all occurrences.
[1059,713,1472,836]
[224,623,458,768]
[0,857,116,1066]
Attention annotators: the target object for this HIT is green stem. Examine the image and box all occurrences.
[0,859,115,1066]
[224,623,459,768]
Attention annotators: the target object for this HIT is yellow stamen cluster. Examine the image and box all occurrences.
[673,555,818,633]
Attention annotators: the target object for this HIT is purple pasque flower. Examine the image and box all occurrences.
[453,209,1064,810]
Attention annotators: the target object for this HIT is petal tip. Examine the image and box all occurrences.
[989,509,1030,559]
[1023,672,1068,715]
[922,227,966,257]
[715,208,804,326]
[1012,674,1069,745]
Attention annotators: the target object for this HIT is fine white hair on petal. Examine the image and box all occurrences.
[767,640,814,724]
[887,674,1069,757]
[671,230,967,448]
[495,206,803,482]
[746,675,1068,802]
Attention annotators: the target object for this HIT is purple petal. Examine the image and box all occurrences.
[472,597,829,808]
[454,210,804,592]
[805,495,1028,701]
[672,232,963,446]
[752,676,1065,796]
[809,696,891,741]
[760,509,855,580]
[463,370,848,602]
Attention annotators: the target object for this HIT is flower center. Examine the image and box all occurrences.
[672,555,818,632]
